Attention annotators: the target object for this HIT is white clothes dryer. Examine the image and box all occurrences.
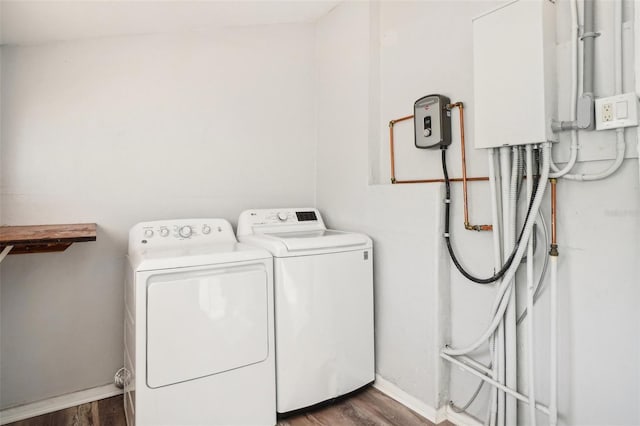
[125,219,275,426]
[237,208,374,414]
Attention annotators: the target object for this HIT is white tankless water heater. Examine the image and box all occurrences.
[473,0,557,149]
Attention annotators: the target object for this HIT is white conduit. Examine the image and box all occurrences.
[487,148,502,426]
[498,146,511,426]
[442,353,551,417]
[550,0,579,178]
[442,142,551,357]
[525,145,537,426]
[549,255,559,426]
[563,0,626,181]
[506,147,519,426]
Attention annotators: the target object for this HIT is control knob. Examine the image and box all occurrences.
[202,225,211,234]
[144,229,154,238]
[179,226,193,238]
[160,227,169,237]
[277,212,288,222]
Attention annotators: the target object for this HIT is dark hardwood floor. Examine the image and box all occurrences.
[4,396,123,426]
[4,387,451,426]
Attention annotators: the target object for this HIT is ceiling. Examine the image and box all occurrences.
[0,0,340,46]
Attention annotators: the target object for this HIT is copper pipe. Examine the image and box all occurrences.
[388,111,491,231]
[389,115,414,183]
[550,178,558,256]
[389,115,414,125]
[394,177,489,184]
[447,102,492,232]
[389,114,487,184]
[448,103,470,225]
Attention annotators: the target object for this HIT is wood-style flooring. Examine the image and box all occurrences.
[4,387,452,426]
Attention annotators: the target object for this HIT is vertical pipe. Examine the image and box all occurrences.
[498,147,511,426]
[505,147,519,426]
[458,104,470,227]
[583,0,595,96]
[549,179,558,426]
[549,255,558,426]
[389,121,396,183]
[525,145,537,426]
[488,148,503,426]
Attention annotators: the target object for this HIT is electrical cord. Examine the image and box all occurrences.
[450,377,487,413]
[442,146,540,284]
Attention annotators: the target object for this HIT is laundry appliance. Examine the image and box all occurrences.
[237,208,374,414]
[125,219,275,426]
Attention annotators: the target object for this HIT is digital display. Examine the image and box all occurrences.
[296,211,317,222]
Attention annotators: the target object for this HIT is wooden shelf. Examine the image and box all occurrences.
[0,223,97,255]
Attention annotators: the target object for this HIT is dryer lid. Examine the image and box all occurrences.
[130,242,272,271]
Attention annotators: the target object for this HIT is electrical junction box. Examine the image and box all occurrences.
[472,0,557,149]
[414,94,452,149]
[595,93,639,131]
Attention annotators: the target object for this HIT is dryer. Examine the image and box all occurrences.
[237,208,374,414]
[125,219,275,426]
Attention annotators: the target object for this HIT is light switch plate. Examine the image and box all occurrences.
[595,92,639,131]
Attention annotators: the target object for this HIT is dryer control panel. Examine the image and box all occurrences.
[129,219,237,251]
[237,208,326,236]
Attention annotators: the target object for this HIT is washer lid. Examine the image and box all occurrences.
[239,230,371,257]
[130,242,272,271]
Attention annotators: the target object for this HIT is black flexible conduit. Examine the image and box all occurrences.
[441,146,539,284]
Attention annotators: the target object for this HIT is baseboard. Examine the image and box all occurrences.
[0,384,123,425]
[444,406,483,426]
[373,374,445,423]
[373,374,483,426]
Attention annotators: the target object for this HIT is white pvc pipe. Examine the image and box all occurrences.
[525,145,537,426]
[506,147,519,426]
[614,0,622,95]
[442,143,551,356]
[488,149,503,292]
[549,255,558,426]
[498,146,511,426]
[550,0,579,178]
[456,354,494,376]
[563,129,625,181]
[563,0,626,181]
[441,352,551,416]
[488,148,502,426]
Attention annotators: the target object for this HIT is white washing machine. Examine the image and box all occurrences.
[237,208,374,414]
[125,219,276,426]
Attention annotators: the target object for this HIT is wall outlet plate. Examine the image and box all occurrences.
[595,92,639,131]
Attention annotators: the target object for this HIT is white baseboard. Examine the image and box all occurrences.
[373,374,482,426]
[0,384,123,425]
[373,374,445,423]
[444,407,483,426]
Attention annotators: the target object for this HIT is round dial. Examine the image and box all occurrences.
[179,226,193,238]
[277,212,288,222]
[160,227,170,237]
[144,229,154,238]
[202,225,211,234]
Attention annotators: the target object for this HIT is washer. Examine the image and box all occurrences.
[125,219,275,426]
[237,208,374,414]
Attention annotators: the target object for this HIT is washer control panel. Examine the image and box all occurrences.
[237,208,326,236]
[130,218,237,250]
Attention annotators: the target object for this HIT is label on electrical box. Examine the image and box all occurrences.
[414,94,452,149]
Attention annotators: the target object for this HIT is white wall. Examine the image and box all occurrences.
[315,2,640,426]
[0,24,317,409]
